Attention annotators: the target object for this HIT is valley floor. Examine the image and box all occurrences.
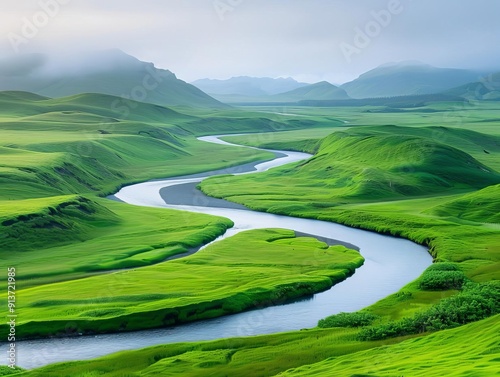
[1,95,499,375]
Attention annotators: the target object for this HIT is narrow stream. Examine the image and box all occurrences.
[12,135,432,369]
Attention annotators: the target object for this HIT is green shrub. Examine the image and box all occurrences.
[418,267,467,290]
[318,311,378,328]
[426,262,460,272]
[358,282,500,341]
[0,366,25,375]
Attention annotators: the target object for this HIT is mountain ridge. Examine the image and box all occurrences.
[341,62,485,98]
[0,50,227,109]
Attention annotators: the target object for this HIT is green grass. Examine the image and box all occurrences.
[2,97,500,375]
[0,197,233,289]
[426,183,500,223]
[280,314,500,377]
[0,229,363,339]
[15,315,499,377]
[200,123,500,324]
[203,125,500,203]
[2,92,347,200]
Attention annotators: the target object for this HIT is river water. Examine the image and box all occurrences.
[11,136,432,369]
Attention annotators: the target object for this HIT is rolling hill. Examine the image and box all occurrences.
[0,50,227,108]
[341,61,482,98]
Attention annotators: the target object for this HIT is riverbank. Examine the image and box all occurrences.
[0,229,364,341]
[4,135,430,369]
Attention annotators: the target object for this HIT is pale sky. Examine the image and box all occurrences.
[1,0,499,84]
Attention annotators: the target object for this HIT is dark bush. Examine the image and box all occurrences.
[358,282,500,341]
[426,262,460,272]
[418,270,466,290]
[318,312,378,328]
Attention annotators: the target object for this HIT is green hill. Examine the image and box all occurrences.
[0,91,289,201]
[0,195,119,252]
[201,127,500,203]
[426,184,500,223]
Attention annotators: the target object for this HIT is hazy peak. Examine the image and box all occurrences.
[378,60,429,68]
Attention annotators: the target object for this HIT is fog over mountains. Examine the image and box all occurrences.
[0,49,227,108]
[340,61,487,98]
[1,50,498,105]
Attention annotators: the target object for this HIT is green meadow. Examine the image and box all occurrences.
[200,106,500,326]
[1,93,499,375]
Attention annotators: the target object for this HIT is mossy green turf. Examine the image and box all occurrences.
[12,315,499,376]
[0,229,363,338]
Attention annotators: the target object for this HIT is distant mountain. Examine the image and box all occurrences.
[341,61,482,99]
[268,81,350,102]
[443,72,500,100]
[195,80,349,104]
[0,50,227,108]
[191,76,308,98]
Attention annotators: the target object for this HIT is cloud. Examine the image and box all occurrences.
[1,0,499,83]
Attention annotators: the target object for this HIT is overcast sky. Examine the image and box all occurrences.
[1,0,499,84]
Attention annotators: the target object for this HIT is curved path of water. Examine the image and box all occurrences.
[12,135,432,369]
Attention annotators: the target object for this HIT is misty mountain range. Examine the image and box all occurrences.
[0,49,227,108]
[0,50,498,107]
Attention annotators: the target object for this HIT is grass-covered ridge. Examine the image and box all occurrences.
[0,229,363,339]
[208,125,500,203]
[0,195,118,252]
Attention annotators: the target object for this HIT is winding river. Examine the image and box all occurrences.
[12,136,432,369]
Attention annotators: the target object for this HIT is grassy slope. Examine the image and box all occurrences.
[0,229,363,339]
[426,183,500,223]
[210,125,500,203]
[280,314,500,377]
[0,93,279,200]
[14,314,499,376]
[201,123,500,313]
[0,197,233,289]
